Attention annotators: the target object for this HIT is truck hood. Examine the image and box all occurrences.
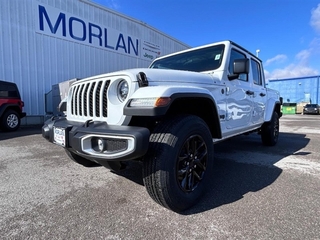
[93,68,218,86]
[133,68,216,85]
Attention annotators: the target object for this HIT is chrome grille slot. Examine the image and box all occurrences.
[69,79,110,119]
[78,84,85,116]
[89,82,96,117]
[103,83,108,117]
[95,81,102,117]
[83,83,90,116]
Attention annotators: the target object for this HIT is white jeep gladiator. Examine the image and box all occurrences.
[42,40,282,212]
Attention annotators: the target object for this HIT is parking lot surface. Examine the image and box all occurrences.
[0,114,319,239]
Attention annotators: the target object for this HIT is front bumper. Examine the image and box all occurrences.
[303,109,319,114]
[42,117,150,162]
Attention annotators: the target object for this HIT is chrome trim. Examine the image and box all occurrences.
[81,134,135,159]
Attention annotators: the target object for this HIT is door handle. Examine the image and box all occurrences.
[260,93,266,97]
[246,90,254,95]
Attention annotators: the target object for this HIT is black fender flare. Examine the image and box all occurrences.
[0,103,24,118]
[124,93,222,138]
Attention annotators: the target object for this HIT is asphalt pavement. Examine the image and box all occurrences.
[0,114,319,239]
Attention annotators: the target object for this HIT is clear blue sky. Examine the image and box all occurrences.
[93,0,320,80]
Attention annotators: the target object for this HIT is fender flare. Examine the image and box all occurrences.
[0,103,18,116]
[265,98,281,122]
[123,86,217,116]
[0,103,25,118]
[124,88,222,138]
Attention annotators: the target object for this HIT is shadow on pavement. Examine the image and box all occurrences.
[182,132,310,214]
[0,125,42,141]
[9,123,308,215]
[114,131,310,214]
[185,160,282,214]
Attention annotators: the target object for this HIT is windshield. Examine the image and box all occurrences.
[150,44,225,72]
[305,104,317,107]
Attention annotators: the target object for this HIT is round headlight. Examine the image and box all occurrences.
[117,80,129,102]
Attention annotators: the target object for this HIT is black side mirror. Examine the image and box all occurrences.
[228,58,249,80]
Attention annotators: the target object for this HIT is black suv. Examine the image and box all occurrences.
[0,80,26,131]
[303,104,319,115]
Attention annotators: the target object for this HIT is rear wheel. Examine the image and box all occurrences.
[1,110,20,131]
[142,115,214,212]
[261,111,279,146]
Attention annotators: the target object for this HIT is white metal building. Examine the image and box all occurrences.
[0,0,189,124]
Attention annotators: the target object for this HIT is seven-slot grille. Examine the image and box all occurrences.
[70,80,110,118]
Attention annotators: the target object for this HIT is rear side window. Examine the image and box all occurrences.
[0,83,19,98]
[251,59,262,85]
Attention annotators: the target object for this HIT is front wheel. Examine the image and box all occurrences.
[261,111,279,146]
[142,115,214,212]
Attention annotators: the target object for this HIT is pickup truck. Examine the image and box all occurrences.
[42,40,282,212]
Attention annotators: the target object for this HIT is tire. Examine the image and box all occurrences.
[1,110,20,131]
[261,111,279,146]
[65,150,100,167]
[142,115,214,212]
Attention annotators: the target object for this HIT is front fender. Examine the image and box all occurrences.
[128,85,214,99]
[124,86,215,116]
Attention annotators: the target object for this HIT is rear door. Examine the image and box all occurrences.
[250,58,267,125]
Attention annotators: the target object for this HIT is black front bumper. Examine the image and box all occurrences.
[42,117,150,162]
[303,109,319,114]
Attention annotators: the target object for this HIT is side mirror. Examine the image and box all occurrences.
[228,58,249,80]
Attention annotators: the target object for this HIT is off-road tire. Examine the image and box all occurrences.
[1,109,20,131]
[261,111,279,146]
[142,115,214,212]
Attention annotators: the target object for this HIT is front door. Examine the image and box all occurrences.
[226,49,252,129]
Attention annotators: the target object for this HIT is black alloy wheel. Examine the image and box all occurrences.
[177,134,208,193]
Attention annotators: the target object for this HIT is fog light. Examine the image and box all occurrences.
[98,139,104,152]
[92,138,107,153]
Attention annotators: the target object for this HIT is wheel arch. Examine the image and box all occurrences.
[265,99,282,122]
[127,93,222,139]
[0,104,21,119]
[166,94,222,138]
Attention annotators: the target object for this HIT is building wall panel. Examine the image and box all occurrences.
[268,76,320,105]
[0,0,189,118]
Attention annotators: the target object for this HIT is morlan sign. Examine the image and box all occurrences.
[36,2,161,60]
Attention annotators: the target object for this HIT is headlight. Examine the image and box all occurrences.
[129,97,171,107]
[117,80,129,102]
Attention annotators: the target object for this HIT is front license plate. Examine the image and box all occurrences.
[53,127,66,147]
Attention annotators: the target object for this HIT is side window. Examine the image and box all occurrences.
[229,49,247,81]
[0,84,19,98]
[251,59,262,85]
